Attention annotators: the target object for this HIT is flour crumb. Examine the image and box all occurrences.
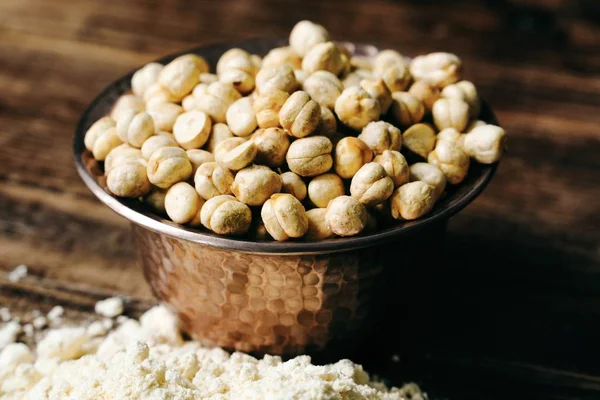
[7,264,28,282]
[32,316,47,330]
[0,321,21,350]
[47,306,64,322]
[0,308,11,323]
[23,324,34,337]
[95,297,124,318]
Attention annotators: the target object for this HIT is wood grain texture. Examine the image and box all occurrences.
[1,0,599,398]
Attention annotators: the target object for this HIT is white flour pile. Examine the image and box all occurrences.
[0,299,424,400]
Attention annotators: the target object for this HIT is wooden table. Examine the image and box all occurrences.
[1,0,599,398]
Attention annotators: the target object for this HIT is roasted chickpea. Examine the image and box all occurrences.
[390,181,435,220]
[194,161,234,200]
[200,195,252,235]
[302,71,343,110]
[374,150,409,187]
[462,124,506,164]
[402,123,436,158]
[106,159,151,198]
[441,80,480,118]
[279,91,321,138]
[165,182,204,226]
[409,52,462,88]
[195,82,242,123]
[286,136,333,177]
[305,208,335,240]
[408,80,440,113]
[289,20,330,57]
[334,87,381,131]
[173,111,212,150]
[255,64,299,94]
[308,173,345,208]
[262,46,302,69]
[253,90,289,129]
[427,140,470,184]
[253,127,290,167]
[147,147,192,189]
[358,121,402,155]
[325,196,368,237]
[334,137,373,179]
[360,78,392,114]
[280,171,307,201]
[432,98,469,132]
[261,194,309,241]
[231,165,282,206]
[350,162,394,206]
[206,123,234,153]
[226,97,258,137]
[390,92,424,127]
[409,162,446,201]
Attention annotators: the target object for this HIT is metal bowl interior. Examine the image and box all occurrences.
[74,38,498,255]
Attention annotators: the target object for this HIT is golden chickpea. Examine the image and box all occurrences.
[214,137,247,163]
[253,90,289,129]
[144,83,180,107]
[427,140,470,184]
[308,173,345,208]
[279,91,321,138]
[360,78,392,114]
[144,187,168,214]
[253,127,290,167]
[280,171,307,201]
[106,159,151,198]
[316,106,337,134]
[158,56,201,99]
[217,48,256,95]
[372,49,406,77]
[462,124,506,164]
[182,95,199,112]
[334,87,381,131]
[105,144,144,173]
[289,20,330,57]
[305,208,335,240]
[409,162,446,201]
[286,136,333,177]
[131,63,163,97]
[84,116,116,152]
[358,121,402,155]
[262,46,302,69]
[110,94,145,121]
[380,63,411,93]
[334,137,373,179]
[374,150,409,187]
[221,140,257,171]
[255,64,299,94]
[172,111,212,150]
[194,161,234,200]
[195,82,242,123]
[350,162,394,206]
[390,92,424,127]
[408,80,440,113]
[390,181,435,220]
[92,127,122,161]
[147,147,192,189]
[206,123,234,153]
[409,52,462,88]
[325,196,367,237]
[146,102,183,132]
[231,165,282,206]
[261,194,309,241]
[432,98,469,132]
[302,42,346,76]
[177,54,210,74]
[402,123,436,158]
[437,127,464,147]
[441,80,480,118]
[141,133,178,160]
[200,73,218,84]
[226,97,257,137]
[342,69,374,89]
[186,149,215,174]
[165,182,204,226]
[302,71,343,110]
[200,195,252,235]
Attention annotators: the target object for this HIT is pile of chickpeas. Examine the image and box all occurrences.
[84,20,506,241]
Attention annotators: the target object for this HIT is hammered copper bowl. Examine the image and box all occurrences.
[74,39,499,359]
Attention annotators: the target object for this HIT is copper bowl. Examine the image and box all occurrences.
[74,39,499,359]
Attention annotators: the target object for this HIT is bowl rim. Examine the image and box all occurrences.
[74,38,499,255]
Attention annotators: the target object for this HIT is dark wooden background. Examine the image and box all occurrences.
[1,0,599,398]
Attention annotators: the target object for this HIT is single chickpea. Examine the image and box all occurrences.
[177,54,210,74]
[302,71,343,110]
[253,90,289,129]
[84,116,116,152]
[334,87,381,131]
[437,127,464,147]
[92,127,122,161]
[358,121,402,155]
[360,78,393,114]
[390,92,425,127]
[194,161,234,200]
[147,147,192,189]
[279,91,321,138]
[316,106,337,134]
[262,46,302,69]
[158,55,201,99]
[374,150,410,187]
[226,97,258,137]
[146,102,183,132]
[409,162,446,201]
[217,48,257,95]
[432,98,469,132]
[261,194,309,241]
[325,196,368,237]
[402,123,436,158]
[110,94,145,121]
[143,187,168,215]
[305,208,335,240]
[342,69,374,89]
[408,80,440,113]
[200,195,252,235]
[289,20,330,57]
[409,52,462,88]
[214,137,247,163]
[441,80,481,118]
[106,159,151,198]
[280,171,307,201]
[131,63,163,98]
[200,73,218,84]
[308,173,345,208]
[115,111,154,148]
[350,162,394,206]
[141,133,178,160]
[172,111,212,150]
[104,144,143,174]
[255,64,299,94]
[253,127,290,167]
[302,42,346,76]
[144,83,180,107]
[380,63,411,93]
[195,82,242,123]
[427,140,470,184]
[372,49,406,77]
[390,181,435,220]
[186,149,214,174]
[231,165,282,206]
[286,136,333,177]
[462,124,506,164]
[221,140,257,171]
[334,137,373,179]
[206,123,234,153]
[165,182,205,226]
